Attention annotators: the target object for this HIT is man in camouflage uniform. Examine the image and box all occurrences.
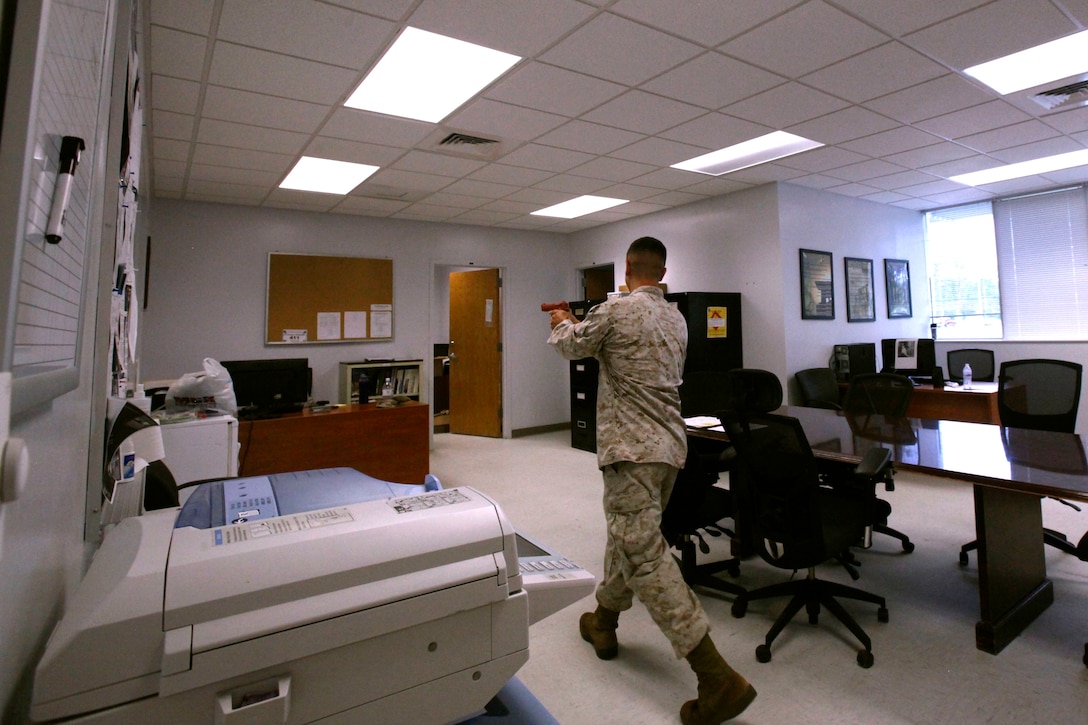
[547,237,756,725]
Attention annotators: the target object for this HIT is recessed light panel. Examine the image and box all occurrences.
[950,149,1088,186]
[531,195,629,219]
[965,29,1088,95]
[671,131,823,176]
[280,157,379,194]
[345,27,521,123]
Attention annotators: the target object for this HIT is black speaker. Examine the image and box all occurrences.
[931,366,945,388]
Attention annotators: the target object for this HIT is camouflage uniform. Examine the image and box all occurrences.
[549,285,709,658]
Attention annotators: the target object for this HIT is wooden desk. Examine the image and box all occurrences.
[838,381,1000,424]
[237,402,430,483]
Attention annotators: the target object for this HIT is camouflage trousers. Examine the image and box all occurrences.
[596,460,709,658]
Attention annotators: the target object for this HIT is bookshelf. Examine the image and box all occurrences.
[338,359,424,404]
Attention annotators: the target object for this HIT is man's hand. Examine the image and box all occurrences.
[549,309,576,329]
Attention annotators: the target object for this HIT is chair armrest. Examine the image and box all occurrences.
[855,446,892,479]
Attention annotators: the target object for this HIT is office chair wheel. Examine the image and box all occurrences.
[725,559,741,577]
[806,600,820,624]
[755,644,772,663]
[878,606,889,623]
[958,550,970,566]
[902,541,916,553]
[857,650,874,668]
[731,599,748,618]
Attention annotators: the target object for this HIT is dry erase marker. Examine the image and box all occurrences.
[45,136,85,244]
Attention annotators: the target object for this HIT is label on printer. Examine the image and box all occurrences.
[214,507,355,545]
[388,489,471,514]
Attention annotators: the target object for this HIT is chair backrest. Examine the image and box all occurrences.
[842,372,914,417]
[795,367,842,409]
[720,409,835,570]
[719,368,784,415]
[997,359,1083,433]
[947,348,995,383]
[679,370,734,418]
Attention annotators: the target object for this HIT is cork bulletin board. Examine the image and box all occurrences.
[265,253,393,344]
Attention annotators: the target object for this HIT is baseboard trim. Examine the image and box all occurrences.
[511,422,570,438]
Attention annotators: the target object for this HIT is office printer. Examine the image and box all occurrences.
[32,468,594,724]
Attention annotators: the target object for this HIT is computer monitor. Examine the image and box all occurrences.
[880,338,936,380]
[221,358,311,416]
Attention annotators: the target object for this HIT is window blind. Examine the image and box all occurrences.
[994,186,1088,340]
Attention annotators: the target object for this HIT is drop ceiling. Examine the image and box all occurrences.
[144,0,1088,231]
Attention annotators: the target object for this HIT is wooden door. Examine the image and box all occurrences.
[449,268,502,437]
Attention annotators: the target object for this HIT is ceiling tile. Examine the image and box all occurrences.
[152,110,195,140]
[189,145,295,174]
[659,113,774,150]
[789,106,899,145]
[500,143,596,172]
[536,120,645,155]
[582,90,706,135]
[197,118,309,154]
[611,0,806,46]
[916,100,1033,140]
[320,109,433,147]
[392,150,486,177]
[539,13,702,85]
[467,164,555,186]
[775,145,871,172]
[990,136,1086,164]
[321,0,416,22]
[881,141,977,168]
[208,42,360,105]
[217,0,396,68]
[864,73,994,123]
[152,138,190,161]
[532,175,612,195]
[720,1,889,77]
[801,42,947,103]
[485,62,626,116]
[825,158,908,182]
[568,156,657,182]
[150,75,201,114]
[640,52,786,110]
[304,137,404,166]
[201,86,329,133]
[904,0,1075,69]
[839,126,945,157]
[150,0,215,34]
[610,136,709,166]
[149,27,207,82]
[956,120,1059,153]
[827,0,993,37]
[406,0,596,56]
[189,163,281,186]
[723,82,850,129]
[447,99,568,142]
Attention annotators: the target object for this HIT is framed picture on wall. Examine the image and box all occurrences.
[885,258,912,318]
[845,257,875,322]
[799,249,834,320]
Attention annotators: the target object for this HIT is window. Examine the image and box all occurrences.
[925,186,1088,341]
[994,187,1088,340]
[924,202,1002,339]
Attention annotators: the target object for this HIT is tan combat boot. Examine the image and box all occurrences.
[578,605,619,660]
[680,634,757,724]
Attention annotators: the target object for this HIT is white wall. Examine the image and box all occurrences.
[141,200,572,433]
[567,184,788,375]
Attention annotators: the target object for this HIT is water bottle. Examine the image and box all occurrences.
[962,363,972,390]
[381,377,394,397]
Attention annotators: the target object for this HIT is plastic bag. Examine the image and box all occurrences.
[165,358,238,414]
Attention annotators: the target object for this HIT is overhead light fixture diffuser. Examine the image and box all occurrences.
[345,27,521,123]
[280,157,379,195]
[671,131,823,176]
[531,195,628,219]
[964,29,1088,95]
[950,149,1088,186]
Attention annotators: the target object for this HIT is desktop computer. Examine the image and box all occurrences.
[830,343,876,382]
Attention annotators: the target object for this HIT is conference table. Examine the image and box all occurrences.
[688,406,1088,655]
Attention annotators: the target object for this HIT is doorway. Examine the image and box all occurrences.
[435,265,503,438]
[581,264,615,300]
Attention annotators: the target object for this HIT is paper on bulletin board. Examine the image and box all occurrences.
[344,311,367,338]
[317,312,341,340]
[371,304,392,338]
[707,307,727,338]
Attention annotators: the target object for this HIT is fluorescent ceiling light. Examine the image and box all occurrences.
[950,149,1088,186]
[279,156,379,194]
[531,195,629,219]
[671,131,823,176]
[345,27,521,123]
[965,29,1088,95]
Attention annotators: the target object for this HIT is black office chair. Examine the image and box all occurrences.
[837,373,916,553]
[660,371,744,597]
[719,369,890,668]
[947,348,995,383]
[795,367,843,410]
[959,358,1085,565]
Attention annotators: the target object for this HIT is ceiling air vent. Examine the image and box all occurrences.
[423,127,510,161]
[1031,78,1088,113]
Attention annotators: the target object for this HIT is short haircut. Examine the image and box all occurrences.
[627,236,667,278]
